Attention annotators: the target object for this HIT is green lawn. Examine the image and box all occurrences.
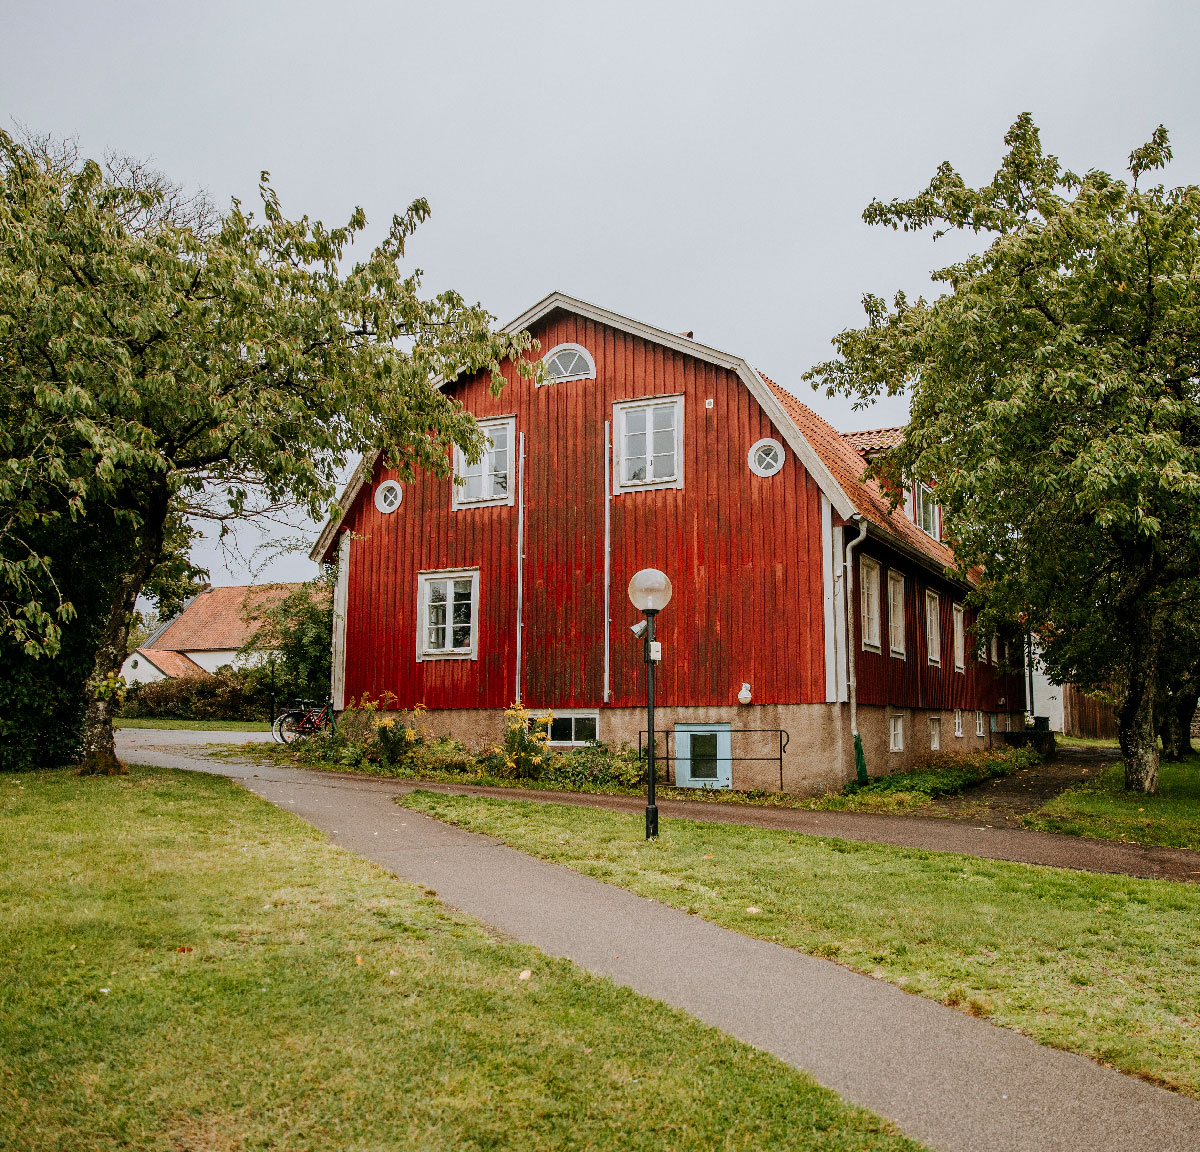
[402,791,1200,1098]
[0,767,922,1152]
[115,717,272,731]
[1024,754,1200,849]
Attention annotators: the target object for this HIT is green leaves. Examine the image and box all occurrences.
[807,116,1200,782]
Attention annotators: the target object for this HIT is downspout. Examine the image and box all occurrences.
[843,514,868,784]
[515,432,526,707]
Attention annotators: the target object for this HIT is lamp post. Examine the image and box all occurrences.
[627,568,673,839]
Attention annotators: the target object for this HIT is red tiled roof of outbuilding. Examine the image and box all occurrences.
[147,584,301,653]
[135,648,208,678]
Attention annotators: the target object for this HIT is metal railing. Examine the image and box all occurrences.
[638,728,791,790]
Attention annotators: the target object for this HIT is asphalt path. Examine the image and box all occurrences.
[116,731,1200,1152]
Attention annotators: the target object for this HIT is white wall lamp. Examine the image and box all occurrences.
[738,683,752,705]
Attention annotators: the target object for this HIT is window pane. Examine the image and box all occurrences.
[690,733,719,779]
[451,624,472,648]
[429,582,446,604]
[550,717,572,742]
[651,450,675,479]
[755,445,779,471]
[574,716,597,742]
[427,627,445,649]
[453,579,472,600]
[452,600,472,625]
[651,404,674,430]
[626,408,647,434]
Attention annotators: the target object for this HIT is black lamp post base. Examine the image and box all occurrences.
[645,803,659,839]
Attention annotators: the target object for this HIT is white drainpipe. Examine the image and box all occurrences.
[842,515,867,746]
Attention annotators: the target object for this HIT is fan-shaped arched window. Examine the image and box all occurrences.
[542,343,596,384]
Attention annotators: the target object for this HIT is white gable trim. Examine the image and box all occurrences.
[310,291,858,561]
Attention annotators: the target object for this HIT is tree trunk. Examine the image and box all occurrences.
[1117,633,1159,794]
[1172,691,1197,759]
[1159,700,1185,762]
[77,490,170,776]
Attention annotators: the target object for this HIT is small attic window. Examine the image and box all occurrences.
[748,438,784,477]
[542,343,595,384]
[374,480,403,514]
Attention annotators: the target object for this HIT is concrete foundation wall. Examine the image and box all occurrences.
[404,702,1021,797]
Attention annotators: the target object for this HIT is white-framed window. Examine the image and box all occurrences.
[954,708,963,738]
[925,590,941,666]
[990,636,1000,665]
[929,715,941,750]
[374,479,403,514]
[613,395,685,493]
[860,556,881,651]
[538,711,600,746]
[1004,712,1012,732]
[542,343,596,384]
[976,710,985,737]
[416,569,480,660]
[889,714,904,752]
[953,604,965,672]
[453,417,515,509]
[888,571,906,657]
[916,483,940,539]
[748,438,785,477]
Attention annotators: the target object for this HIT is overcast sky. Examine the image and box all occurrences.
[6,0,1199,586]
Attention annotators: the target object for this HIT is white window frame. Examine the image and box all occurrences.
[374,479,403,514]
[976,710,986,737]
[916,483,940,540]
[990,636,1000,665]
[613,394,685,494]
[540,710,601,747]
[925,589,941,666]
[541,343,596,384]
[860,556,881,652]
[748,437,785,477]
[416,568,480,661]
[929,715,942,751]
[888,570,906,657]
[889,714,904,753]
[452,417,516,510]
[953,603,965,672]
[954,708,963,738]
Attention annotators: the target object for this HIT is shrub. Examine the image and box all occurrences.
[541,741,645,790]
[121,669,272,721]
[482,703,554,780]
[847,746,1041,800]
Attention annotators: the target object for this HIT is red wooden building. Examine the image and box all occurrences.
[311,293,1025,793]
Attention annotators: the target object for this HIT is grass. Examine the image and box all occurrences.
[0,766,923,1152]
[402,791,1200,1098]
[115,716,272,731]
[1057,735,1120,749]
[1024,753,1200,849]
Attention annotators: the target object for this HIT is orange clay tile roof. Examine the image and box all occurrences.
[147,584,302,653]
[842,426,907,455]
[135,648,208,677]
[759,374,958,574]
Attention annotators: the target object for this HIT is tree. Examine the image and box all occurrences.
[806,115,1200,793]
[238,572,334,708]
[0,130,535,773]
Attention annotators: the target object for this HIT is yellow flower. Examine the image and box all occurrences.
[404,728,416,742]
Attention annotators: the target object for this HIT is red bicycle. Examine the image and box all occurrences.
[272,698,336,743]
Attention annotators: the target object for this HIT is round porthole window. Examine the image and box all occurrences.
[374,479,403,514]
[130,658,139,669]
[748,438,785,477]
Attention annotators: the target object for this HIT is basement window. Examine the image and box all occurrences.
[538,712,600,746]
[954,708,964,738]
[929,715,941,750]
[889,714,904,752]
[976,710,986,737]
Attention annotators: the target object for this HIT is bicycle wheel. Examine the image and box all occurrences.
[273,710,304,743]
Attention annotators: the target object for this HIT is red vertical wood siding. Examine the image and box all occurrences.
[341,311,828,711]
[849,540,1025,713]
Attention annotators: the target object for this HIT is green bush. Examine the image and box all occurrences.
[121,670,272,722]
[541,741,645,790]
[847,746,1041,800]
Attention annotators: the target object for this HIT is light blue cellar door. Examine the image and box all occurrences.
[673,723,732,789]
